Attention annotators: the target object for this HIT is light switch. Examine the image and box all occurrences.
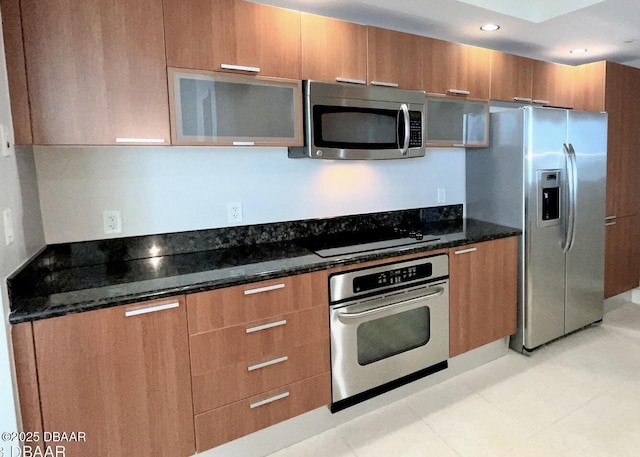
[0,125,11,157]
[3,208,14,245]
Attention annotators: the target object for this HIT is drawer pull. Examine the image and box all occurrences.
[605,222,617,226]
[250,391,290,409]
[371,81,399,88]
[247,355,289,372]
[336,77,366,85]
[513,97,532,103]
[243,283,285,295]
[115,138,166,144]
[125,301,179,317]
[533,99,550,105]
[454,247,478,255]
[448,89,470,96]
[221,63,260,73]
[605,216,616,220]
[245,319,287,334]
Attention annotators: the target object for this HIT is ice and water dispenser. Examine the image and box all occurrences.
[538,170,561,227]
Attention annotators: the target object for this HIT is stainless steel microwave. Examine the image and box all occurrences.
[288,81,426,160]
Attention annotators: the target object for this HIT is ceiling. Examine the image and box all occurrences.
[251,0,640,68]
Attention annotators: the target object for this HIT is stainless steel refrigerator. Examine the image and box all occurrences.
[466,106,607,352]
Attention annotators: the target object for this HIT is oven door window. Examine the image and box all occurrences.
[313,105,401,149]
[356,306,430,366]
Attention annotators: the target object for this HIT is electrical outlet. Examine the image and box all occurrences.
[437,188,446,204]
[3,208,14,245]
[0,125,11,158]
[227,202,243,224]
[103,210,122,234]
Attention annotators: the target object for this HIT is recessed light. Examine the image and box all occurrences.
[480,24,500,32]
[570,48,588,54]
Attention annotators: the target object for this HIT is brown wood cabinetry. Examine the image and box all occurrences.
[423,38,490,99]
[573,61,606,112]
[367,27,423,90]
[164,0,301,79]
[31,296,195,456]
[448,237,518,357]
[187,272,331,452]
[489,51,533,103]
[20,0,170,145]
[301,13,367,84]
[531,60,575,108]
[605,215,640,297]
[0,0,32,144]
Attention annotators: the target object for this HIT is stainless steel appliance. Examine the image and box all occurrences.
[329,254,449,412]
[466,106,607,352]
[288,80,426,160]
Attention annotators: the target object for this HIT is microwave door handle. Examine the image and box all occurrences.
[399,103,410,155]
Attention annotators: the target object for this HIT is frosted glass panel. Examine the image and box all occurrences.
[426,97,488,147]
[171,70,302,145]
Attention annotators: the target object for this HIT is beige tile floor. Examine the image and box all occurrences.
[269,302,640,457]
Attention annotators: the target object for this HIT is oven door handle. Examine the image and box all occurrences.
[337,287,444,319]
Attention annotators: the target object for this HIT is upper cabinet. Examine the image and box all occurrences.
[531,60,575,108]
[301,13,367,84]
[164,0,301,80]
[423,39,491,99]
[20,0,170,145]
[0,0,32,144]
[573,61,606,112]
[489,51,533,103]
[367,27,423,90]
[425,96,489,148]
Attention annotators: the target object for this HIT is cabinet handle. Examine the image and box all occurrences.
[371,81,399,88]
[245,319,287,334]
[233,141,255,146]
[453,143,465,147]
[125,301,179,317]
[115,138,166,144]
[448,89,470,96]
[533,99,550,105]
[220,63,260,73]
[605,222,617,226]
[513,97,532,103]
[336,77,366,85]
[248,355,289,372]
[605,215,616,220]
[250,391,290,409]
[454,247,478,255]
[243,283,285,295]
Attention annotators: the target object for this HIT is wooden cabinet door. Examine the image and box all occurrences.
[573,61,606,112]
[367,27,423,90]
[33,297,195,457]
[164,0,301,79]
[301,13,367,84]
[489,51,533,103]
[605,62,640,219]
[605,215,640,298]
[449,237,518,357]
[423,38,490,99]
[20,0,170,145]
[532,60,575,108]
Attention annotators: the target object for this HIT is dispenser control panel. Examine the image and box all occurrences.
[538,170,561,227]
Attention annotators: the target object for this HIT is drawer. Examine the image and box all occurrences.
[194,372,331,452]
[187,271,328,335]
[190,306,328,376]
[192,338,330,414]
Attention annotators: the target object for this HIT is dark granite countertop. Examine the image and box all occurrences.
[8,208,520,324]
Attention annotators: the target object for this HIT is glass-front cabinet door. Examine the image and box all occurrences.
[425,96,489,148]
[168,68,303,146]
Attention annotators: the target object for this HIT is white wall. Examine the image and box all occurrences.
[0,11,46,455]
[35,146,466,244]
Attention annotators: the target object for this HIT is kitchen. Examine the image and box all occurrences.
[1,0,640,456]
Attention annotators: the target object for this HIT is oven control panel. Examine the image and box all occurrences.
[353,263,432,293]
[329,254,449,304]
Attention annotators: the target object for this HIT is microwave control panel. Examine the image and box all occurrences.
[409,111,422,147]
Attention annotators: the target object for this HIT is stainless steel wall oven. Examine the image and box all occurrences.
[329,254,449,412]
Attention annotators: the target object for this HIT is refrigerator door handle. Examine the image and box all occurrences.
[562,143,577,253]
[566,143,579,252]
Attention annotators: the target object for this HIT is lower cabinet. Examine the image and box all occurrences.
[31,296,195,457]
[605,214,640,298]
[448,237,518,357]
[186,271,331,452]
